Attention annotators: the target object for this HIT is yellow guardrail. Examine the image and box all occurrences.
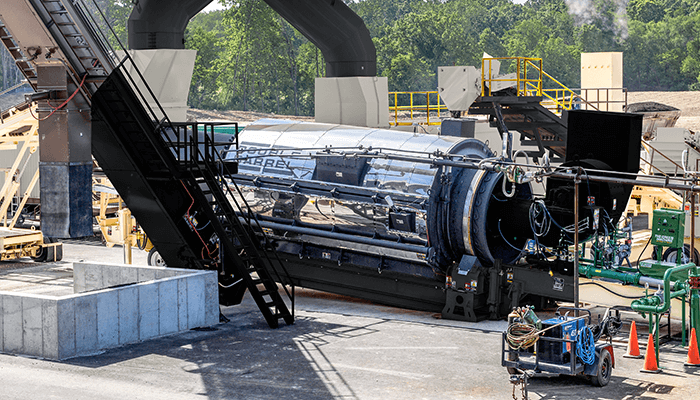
[481,57,607,115]
[481,57,543,97]
[389,91,448,126]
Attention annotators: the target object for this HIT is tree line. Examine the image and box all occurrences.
[1,0,699,116]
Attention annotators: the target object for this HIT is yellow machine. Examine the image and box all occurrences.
[93,175,158,264]
[0,101,62,262]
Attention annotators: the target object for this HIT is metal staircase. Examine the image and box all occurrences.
[91,65,294,328]
[1,0,294,328]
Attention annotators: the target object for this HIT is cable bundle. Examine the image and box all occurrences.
[506,322,541,350]
[576,326,596,365]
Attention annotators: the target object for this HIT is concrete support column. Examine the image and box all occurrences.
[37,64,92,238]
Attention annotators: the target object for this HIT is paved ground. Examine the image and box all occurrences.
[1,242,699,399]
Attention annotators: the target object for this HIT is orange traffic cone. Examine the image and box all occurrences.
[624,321,643,359]
[641,333,661,373]
[685,328,700,367]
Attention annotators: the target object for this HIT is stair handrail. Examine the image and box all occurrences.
[480,57,601,113]
[186,127,296,312]
[640,140,685,177]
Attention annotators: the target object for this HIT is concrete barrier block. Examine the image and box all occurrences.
[121,265,138,285]
[73,263,86,293]
[42,300,58,359]
[84,265,103,292]
[22,297,43,357]
[177,279,188,331]
[75,296,98,355]
[187,275,205,329]
[158,280,178,335]
[97,290,119,348]
[203,273,218,326]
[3,295,23,353]
[118,286,138,344]
[57,298,76,359]
[103,265,124,288]
[137,268,157,283]
[154,269,180,280]
[138,284,159,340]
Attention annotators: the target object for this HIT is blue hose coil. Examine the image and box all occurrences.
[577,326,596,365]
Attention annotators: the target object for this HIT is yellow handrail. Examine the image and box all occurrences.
[388,91,448,126]
[481,57,603,114]
[481,57,543,97]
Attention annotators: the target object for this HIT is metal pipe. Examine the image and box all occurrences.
[574,174,580,313]
[253,219,429,254]
[631,263,697,315]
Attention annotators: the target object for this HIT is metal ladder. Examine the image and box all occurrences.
[180,132,295,328]
[0,21,37,83]
[91,66,294,328]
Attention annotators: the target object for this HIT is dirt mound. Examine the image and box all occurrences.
[626,102,679,113]
[187,108,313,124]
[627,91,700,132]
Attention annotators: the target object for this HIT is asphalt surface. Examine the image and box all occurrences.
[0,241,699,399]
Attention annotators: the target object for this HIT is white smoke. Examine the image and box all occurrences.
[565,0,629,41]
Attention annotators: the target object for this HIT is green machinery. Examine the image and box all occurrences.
[577,208,700,367]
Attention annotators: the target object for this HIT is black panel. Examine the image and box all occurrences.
[314,155,369,186]
[441,118,475,138]
[563,110,643,174]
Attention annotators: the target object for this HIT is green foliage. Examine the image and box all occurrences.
[174,0,700,115]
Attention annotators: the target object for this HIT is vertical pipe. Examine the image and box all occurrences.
[574,174,580,315]
[691,190,696,263]
[655,313,660,366]
[683,295,687,346]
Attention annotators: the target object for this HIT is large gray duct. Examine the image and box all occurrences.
[128,0,213,49]
[128,0,376,77]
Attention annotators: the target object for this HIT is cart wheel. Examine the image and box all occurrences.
[590,349,612,387]
[148,248,166,267]
[662,244,700,265]
[31,246,48,262]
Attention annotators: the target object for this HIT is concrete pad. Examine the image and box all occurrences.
[83,266,102,293]
[56,298,75,359]
[74,296,98,354]
[102,265,123,288]
[1,262,217,360]
[204,275,218,326]
[158,280,178,335]
[97,290,119,348]
[3,295,23,353]
[41,301,58,359]
[137,268,156,283]
[138,284,159,340]
[21,297,43,356]
[73,264,86,293]
[187,275,205,328]
[118,286,139,345]
[177,279,188,331]
[121,264,138,285]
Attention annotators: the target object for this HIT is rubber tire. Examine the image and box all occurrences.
[30,246,48,262]
[662,244,700,264]
[148,248,166,267]
[590,349,612,387]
